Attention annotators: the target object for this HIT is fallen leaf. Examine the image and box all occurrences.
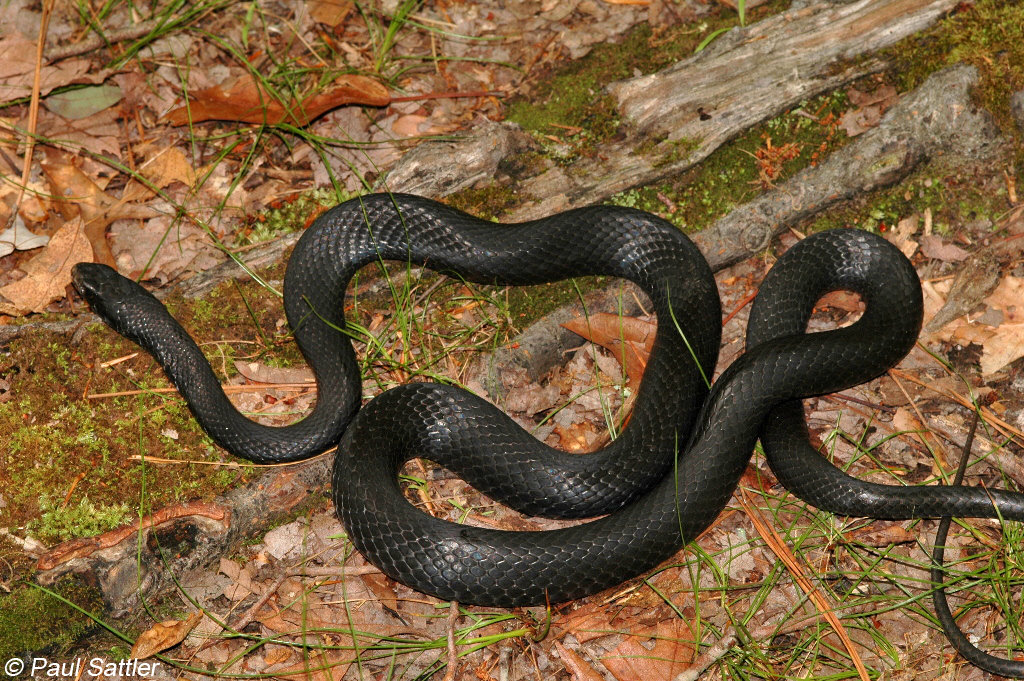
[42,157,157,267]
[838,85,898,137]
[163,73,389,127]
[309,0,354,26]
[601,618,695,681]
[0,220,49,257]
[0,33,111,100]
[920,234,970,262]
[553,603,616,643]
[0,217,92,315]
[360,571,399,614]
[219,558,255,601]
[843,521,916,547]
[263,645,293,667]
[504,382,561,417]
[816,290,863,314]
[108,215,221,282]
[266,649,351,681]
[43,83,123,120]
[974,276,1024,375]
[130,611,202,659]
[887,214,919,258]
[234,360,314,385]
[122,145,199,202]
[556,641,606,681]
[36,107,123,157]
[392,114,428,137]
[562,313,655,389]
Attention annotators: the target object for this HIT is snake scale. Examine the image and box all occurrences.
[71,193,1024,673]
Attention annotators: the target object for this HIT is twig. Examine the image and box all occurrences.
[45,19,161,62]
[390,90,503,103]
[441,601,461,681]
[11,0,55,232]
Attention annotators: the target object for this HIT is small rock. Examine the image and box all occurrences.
[1011,90,1024,134]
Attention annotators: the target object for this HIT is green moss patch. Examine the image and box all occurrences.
[610,88,851,231]
[0,578,103,660]
[505,1,789,157]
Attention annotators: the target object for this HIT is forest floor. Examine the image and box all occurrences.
[1,0,1023,679]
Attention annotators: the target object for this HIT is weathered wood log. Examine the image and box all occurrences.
[692,64,1003,270]
[386,0,961,225]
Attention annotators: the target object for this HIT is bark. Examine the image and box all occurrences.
[693,64,1003,270]
[386,0,962,228]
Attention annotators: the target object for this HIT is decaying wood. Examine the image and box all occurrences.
[386,0,962,230]
[692,64,1003,270]
[36,457,331,615]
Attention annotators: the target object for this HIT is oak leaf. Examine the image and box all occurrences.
[163,74,389,127]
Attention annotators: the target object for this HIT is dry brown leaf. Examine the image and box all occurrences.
[309,0,354,26]
[556,641,606,681]
[562,313,655,389]
[816,290,863,313]
[122,145,198,202]
[843,522,916,547]
[892,407,944,465]
[392,114,429,137]
[920,234,970,262]
[108,215,220,282]
[975,276,1024,375]
[263,645,293,668]
[36,107,123,158]
[937,276,1024,376]
[0,33,110,100]
[601,618,694,681]
[266,648,351,681]
[887,214,919,258]
[130,611,202,659]
[552,420,600,452]
[504,382,560,417]
[42,158,157,267]
[839,84,899,137]
[553,603,616,643]
[220,557,255,601]
[360,572,399,614]
[0,217,92,315]
[163,73,389,127]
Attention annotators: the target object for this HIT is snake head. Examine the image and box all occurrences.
[71,262,161,338]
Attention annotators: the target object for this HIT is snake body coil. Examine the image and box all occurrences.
[72,194,1024,649]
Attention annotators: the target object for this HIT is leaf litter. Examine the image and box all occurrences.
[1,0,1023,678]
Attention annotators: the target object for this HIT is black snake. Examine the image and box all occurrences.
[71,193,1024,673]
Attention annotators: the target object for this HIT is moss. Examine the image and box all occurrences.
[504,2,790,158]
[30,495,131,543]
[805,157,1009,236]
[881,0,1024,140]
[235,187,350,246]
[0,578,103,659]
[0,262,310,545]
[609,87,851,231]
[444,185,523,221]
[504,277,611,324]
